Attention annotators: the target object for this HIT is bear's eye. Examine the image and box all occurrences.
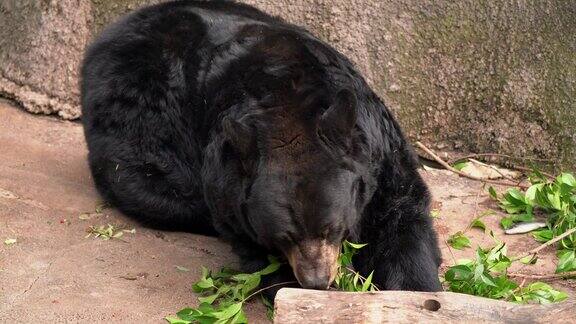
[321,227,330,239]
[275,233,295,249]
[322,225,345,242]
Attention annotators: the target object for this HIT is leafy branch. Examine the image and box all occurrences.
[166,241,376,323]
[333,241,378,292]
[491,172,576,273]
[443,171,576,304]
[443,242,568,304]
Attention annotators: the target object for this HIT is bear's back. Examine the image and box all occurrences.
[80,1,308,136]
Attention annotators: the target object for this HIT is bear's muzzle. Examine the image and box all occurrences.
[285,239,340,290]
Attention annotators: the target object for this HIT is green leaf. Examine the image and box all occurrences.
[259,261,281,276]
[175,265,190,272]
[556,250,576,273]
[444,264,472,281]
[532,229,553,243]
[520,282,569,304]
[200,266,210,279]
[560,173,576,187]
[430,209,440,219]
[548,190,562,210]
[448,231,471,250]
[211,302,242,320]
[175,308,197,321]
[338,254,352,267]
[500,213,534,230]
[198,293,220,305]
[241,274,261,296]
[362,271,374,291]
[261,296,275,321]
[524,185,538,202]
[345,241,368,250]
[490,261,512,273]
[339,241,367,268]
[352,271,360,288]
[229,308,248,324]
[478,273,497,287]
[506,189,526,205]
[500,217,514,230]
[472,261,495,287]
[488,186,498,200]
[165,316,192,324]
[231,273,253,281]
[197,302,216,314]
[453,161,468,171]
[95,201,109,213]
[456,258,474,266]
[193,277,215,292]
[520,254,538,265]
[470,218,487,231]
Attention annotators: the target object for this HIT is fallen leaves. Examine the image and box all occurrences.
[4,238,17,246]
[85,224,136,240]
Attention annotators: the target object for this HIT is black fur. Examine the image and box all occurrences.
[81,0,442,295]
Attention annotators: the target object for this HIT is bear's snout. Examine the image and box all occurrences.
[285,239,340,290]
[294,266,332,290]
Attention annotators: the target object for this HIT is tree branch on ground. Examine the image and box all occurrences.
[415,142,530,189]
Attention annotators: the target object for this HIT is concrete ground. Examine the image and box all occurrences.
[0,100,574,323]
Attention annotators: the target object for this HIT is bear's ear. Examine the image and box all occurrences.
[222,116,254,157]
[319,89,357,142]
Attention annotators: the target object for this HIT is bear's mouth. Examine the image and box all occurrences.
[285,239,340,290]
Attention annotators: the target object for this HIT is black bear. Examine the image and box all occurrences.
[81,0,442,294]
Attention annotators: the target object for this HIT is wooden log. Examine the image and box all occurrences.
[273,288,576,323]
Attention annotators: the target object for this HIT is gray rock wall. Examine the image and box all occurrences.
[0,0,574,169]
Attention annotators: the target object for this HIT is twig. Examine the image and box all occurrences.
[244,281,298,301]
[415,142,529,189]
[519,278,527,288]
[449,154,556,179]
[512,227,576,261]
[509,165,555,180]
[512,278,528,295]
[444,239,457,264]
[449,153,554,164]
[468,158,517,183]
[463,186,485,232]
[508,271,576,280]
[344,266,380,291]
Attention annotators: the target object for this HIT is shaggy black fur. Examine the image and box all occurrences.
[81,0,442,295]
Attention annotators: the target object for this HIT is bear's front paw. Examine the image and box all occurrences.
[370,256,442,292]
[258,267,299,302]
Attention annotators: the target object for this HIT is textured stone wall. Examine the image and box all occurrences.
[1,0,574,169]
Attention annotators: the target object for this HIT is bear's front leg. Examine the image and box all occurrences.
[353,172,442,292]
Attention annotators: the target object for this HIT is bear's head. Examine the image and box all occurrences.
[202,87,376,290]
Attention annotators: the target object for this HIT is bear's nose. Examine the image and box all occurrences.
[297,271,331,290]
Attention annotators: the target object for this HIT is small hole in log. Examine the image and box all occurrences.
[423,299,441,311]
